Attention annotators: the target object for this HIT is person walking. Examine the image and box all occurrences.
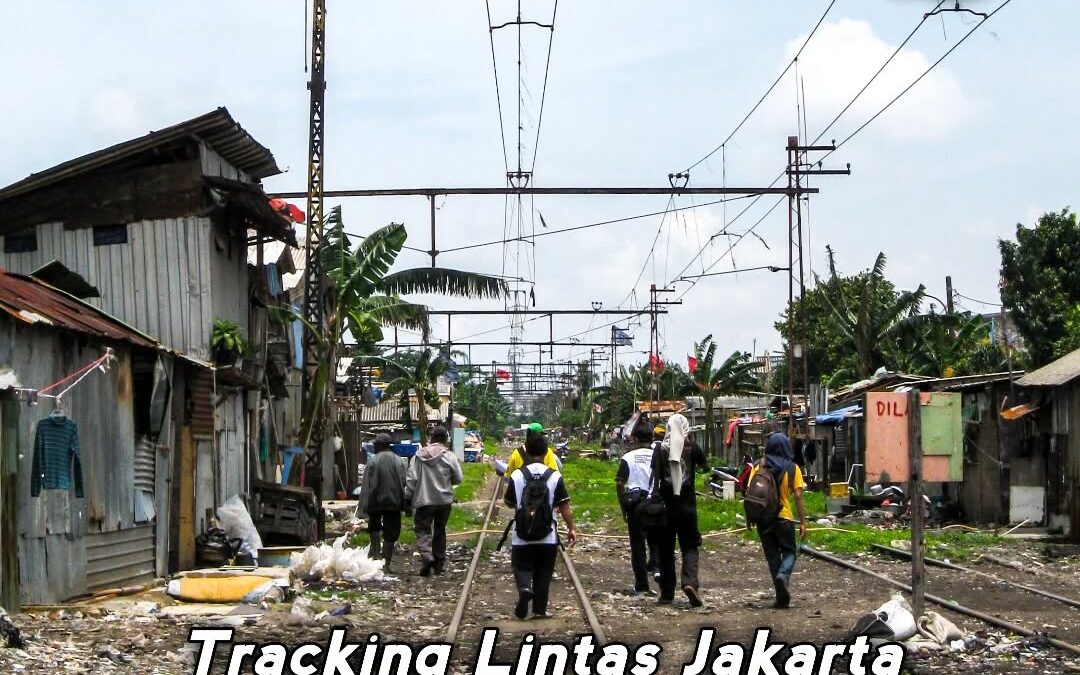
[648,413,707,607]
[505,422,562,476]
[748,432,808,608]
[615,426,660,595]
[359,433,407,571]
[504,433,578,619]
[406,426,463,576]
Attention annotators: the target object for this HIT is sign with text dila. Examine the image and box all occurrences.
[865,391,962,484]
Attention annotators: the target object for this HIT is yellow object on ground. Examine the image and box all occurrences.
[829,482,849,498]
[166,575,276,603]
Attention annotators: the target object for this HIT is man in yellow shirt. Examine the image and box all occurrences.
[505,422,561,475]
[748,432,807,609]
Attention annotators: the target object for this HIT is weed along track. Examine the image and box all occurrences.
[445,470,609,668]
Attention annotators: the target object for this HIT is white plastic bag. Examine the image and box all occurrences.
[875,594,917,641]
[216,495,263,564]
[288,536,384,582]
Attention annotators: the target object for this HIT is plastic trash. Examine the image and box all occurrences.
[291,596,315,620]
[289,536,384,582]
[216,495,263,565]
[850,594,917,641]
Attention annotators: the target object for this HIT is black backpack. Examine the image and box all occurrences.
[514,468,556,541]
[743,459,790,527]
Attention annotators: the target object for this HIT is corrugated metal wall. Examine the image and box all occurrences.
[0,215,251,361]
[217,393,248,504]
[0,321,145,603]
[86,525,155,590]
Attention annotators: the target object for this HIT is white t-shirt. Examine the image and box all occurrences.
[506,462,569,546]
[617,447,655,492]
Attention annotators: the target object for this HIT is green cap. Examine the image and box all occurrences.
[528,422,544,433]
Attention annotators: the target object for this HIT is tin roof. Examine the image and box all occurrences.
[0,270,157,349]
[0,108,281,203]
[1016,348,1080,387]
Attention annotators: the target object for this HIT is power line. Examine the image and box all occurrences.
[956,292,1002,307]
[617,195,675,309]
[529,0,558,173]
[682,0,838,174]
[484,0,510,174]
[439,193,757,254]
[820,0,1014,162]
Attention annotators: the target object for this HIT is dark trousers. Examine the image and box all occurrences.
[626,508,653,591]
[368,510,402,544]
[758,519,798,581]
[414,504,451,564]
[511,544,558,615]
[650,500,702,601]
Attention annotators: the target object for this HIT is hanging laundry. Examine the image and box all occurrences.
[30,415,84,497]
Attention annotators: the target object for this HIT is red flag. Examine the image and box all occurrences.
[648,354,665,373]
[687,355,698,374]
[495,369,511,381]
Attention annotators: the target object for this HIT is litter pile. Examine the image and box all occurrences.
[289,536,385,582]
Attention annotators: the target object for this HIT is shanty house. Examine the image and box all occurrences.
[0,271,196,607]
[0,108,300,574]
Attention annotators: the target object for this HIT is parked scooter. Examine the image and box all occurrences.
[707,454,755,497]
[554,441,570,460]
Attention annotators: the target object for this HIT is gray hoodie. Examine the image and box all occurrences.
[405,442,464,508]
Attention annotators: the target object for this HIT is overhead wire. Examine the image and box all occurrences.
[484,0,511,174]
[529,0,559,173]
[681,0,838,174]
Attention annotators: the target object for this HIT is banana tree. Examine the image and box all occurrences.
[297,206,505,455]
[380,349,448,444]
[691,335,757,457]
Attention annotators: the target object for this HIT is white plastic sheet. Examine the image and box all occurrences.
[289,536,384,582]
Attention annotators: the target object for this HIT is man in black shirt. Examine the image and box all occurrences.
[615,426,660,594]
[648,413,707,607]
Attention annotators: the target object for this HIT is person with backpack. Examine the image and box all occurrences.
[359,433,407,571]
[615,425,660,595]
[648,413,707,607]
[406,426,463,576]
[503,433,578,619]
[744,432,808,609]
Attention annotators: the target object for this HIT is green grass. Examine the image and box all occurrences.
[558,456,1003,559]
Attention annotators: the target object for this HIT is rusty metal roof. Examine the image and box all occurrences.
[1016,348,1080,387]
[0,270,157,349]
[0,108,281,203]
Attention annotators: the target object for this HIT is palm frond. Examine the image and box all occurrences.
[379,267,506,300]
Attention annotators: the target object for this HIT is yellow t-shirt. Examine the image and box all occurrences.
[749,462,806,522]
[505,446,559,475]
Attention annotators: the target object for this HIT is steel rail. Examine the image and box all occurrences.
[802,545,1080,657]
[870,544,1080,610]
[445,459,607,645]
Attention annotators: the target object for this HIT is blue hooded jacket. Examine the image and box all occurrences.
[764,433,797,486]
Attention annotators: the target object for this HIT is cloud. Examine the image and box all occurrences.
[786,18,977,143]
[87,87,148,139]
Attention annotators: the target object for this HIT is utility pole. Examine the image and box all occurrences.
[908,388,926,618]
[647,284,680,403]
[786,136,849,436]
[302,0,331,507]
[945,276,955,317]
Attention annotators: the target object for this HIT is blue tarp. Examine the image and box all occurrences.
[815,404,862,425]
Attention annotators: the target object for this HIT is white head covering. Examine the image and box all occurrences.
[663,413,690,496]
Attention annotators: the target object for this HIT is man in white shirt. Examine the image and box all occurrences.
[615,426,660,594]
[504,434,578,619]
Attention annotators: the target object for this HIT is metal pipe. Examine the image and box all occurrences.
[270,186,819,198]
[801,545,1080,657]
[870,544,1080,610]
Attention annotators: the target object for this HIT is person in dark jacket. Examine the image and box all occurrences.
[360,433,407,570]
[615,425,660,595]
[406,426,463,576]
[647,413,707,607]
[749,432,808,608]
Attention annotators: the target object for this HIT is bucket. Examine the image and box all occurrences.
[721,480,736,500]
[829,482,849,498]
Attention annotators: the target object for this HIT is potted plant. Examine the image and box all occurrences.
[211,319,248,367]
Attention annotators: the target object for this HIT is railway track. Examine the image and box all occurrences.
[802,544,1080,657]
[445,473,607,645]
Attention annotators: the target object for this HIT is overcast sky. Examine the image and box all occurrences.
[1,1,1074,386]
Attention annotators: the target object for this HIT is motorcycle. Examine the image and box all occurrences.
[554,441,570,460]
[707,455,755,498]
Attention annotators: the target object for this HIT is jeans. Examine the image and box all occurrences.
[368,510,402,544]
[626,506,652,591]
[414,504,452,565]
[650,499,702,600]
[758,519,798,581]
[511,544,558,615]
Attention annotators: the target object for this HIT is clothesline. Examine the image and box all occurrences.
[22,348,116,405]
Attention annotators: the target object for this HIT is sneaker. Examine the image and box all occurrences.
[653,572,661,583]
[514,590,534,620]
[419,560,434,577]
[433,560,445,575]
[657,596,674,605]
[531,611,553,620]
[773,576,790,609]
[683,585,703,608]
